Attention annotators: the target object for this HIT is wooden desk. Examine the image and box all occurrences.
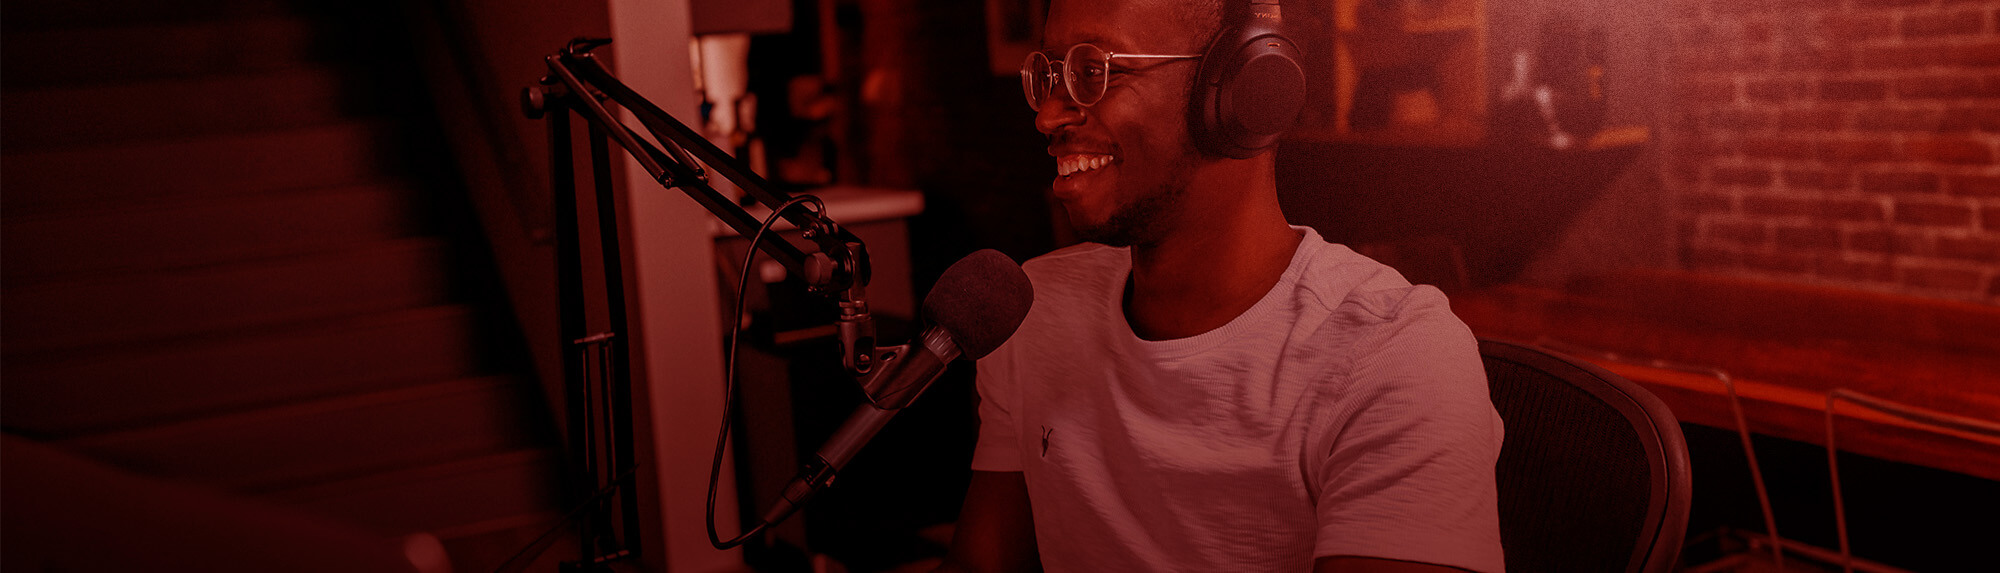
[1453,270,2000,481]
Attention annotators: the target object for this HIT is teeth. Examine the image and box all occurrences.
[1057,154,1115,177]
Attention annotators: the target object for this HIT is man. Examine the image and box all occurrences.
[935,0,1505,571]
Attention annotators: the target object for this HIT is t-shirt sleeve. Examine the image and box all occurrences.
[1311,288,1506,572]
[970,340,1025,472]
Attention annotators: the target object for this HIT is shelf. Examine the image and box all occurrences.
[709,185,924,237]
[1402,16,1479,34]
[1290,117,1485,147]
[1334,16,1478,34]
[1287,123,1649,151]
[1336,0,1480,32]
[1274,139,1650,285]
[1586,125,1650,151]
[1318,0,1488,145]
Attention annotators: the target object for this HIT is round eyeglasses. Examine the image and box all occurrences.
[1020,43,1202,111]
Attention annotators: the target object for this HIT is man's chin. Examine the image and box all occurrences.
[1058,208,1125,246]
[1058,168,1186,247]
[1076,230,1136,247]
[1069,217,1140,247]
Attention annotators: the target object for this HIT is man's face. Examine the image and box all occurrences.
[1037,0,1209,247]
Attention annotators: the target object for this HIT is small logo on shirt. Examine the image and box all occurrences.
[1040,426,1055,458]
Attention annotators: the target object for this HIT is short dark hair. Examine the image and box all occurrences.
[1175,0,1224,47]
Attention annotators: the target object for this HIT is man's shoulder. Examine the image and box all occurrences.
[1292,238,1479,385]
[1291,235,1438,321]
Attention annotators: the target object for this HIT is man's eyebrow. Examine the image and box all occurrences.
[1041,32,1118,52]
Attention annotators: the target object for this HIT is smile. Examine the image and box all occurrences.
[1057,154,1115,177]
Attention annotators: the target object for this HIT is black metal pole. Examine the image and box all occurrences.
[587,119,639,558]
[547,99,599,569]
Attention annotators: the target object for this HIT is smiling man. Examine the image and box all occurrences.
[933,0,1506,571]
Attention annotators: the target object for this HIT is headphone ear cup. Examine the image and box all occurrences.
[1192,24,1306,159]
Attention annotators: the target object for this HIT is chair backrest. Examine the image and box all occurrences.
[1478,338,1693,573]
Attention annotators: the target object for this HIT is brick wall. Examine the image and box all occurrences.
[1666,0,2000,304]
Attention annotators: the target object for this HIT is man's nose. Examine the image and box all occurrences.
[1034,90,1085,136]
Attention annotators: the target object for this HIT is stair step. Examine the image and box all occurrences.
[1,16,323,87]
[3,181,431,285]
[431,512,564,547]
[2,237,459,357]
[272,448,565,537]
[2,0,314,30]
[2,305,499,438]
[1,1,562,558]
[2,121,407,212]
[59,375,549,492]
[3,66,385,149]
[434,512,578,573]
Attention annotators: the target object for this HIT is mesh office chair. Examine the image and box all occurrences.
[1479,338,1693,573]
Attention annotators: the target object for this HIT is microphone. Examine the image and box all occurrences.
[759,249,1033,527]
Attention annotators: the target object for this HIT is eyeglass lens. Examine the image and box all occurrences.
[1021,51,1052,111]
[1021,44,1112,111]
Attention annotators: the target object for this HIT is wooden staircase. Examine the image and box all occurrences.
[1,1,569,570]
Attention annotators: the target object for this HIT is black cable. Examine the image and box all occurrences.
[708,194,827,549]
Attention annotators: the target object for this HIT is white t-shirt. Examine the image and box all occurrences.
[971,227,1506,572]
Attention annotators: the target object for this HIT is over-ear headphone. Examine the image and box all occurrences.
[1191,0,1306,158]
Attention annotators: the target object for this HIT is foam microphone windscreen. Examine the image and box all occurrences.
[921,249,1033,359]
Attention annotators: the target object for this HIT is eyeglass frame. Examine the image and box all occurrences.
[1020,43,1203,111]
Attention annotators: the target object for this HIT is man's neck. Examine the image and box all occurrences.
[1122,164,1298,341]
